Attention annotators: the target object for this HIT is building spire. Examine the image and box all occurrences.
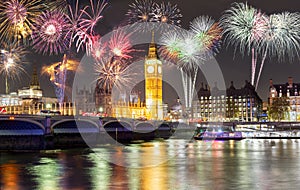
[30,66,40,89]
[151,31,155,44]
[148,31,157,58]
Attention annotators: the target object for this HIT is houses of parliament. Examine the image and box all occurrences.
[95,34,166,120]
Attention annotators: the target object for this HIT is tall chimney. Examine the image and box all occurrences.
[288,77,293,87]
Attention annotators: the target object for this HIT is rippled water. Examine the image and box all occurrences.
[1,139,300,190]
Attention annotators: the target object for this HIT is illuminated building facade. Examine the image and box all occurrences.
[269,77,300,121]
[95,34,165,120]
[144,33,163,120]
[18,68,43,100]
[1,68,75,115]
[113,92,147,119]
[193,81,262,122]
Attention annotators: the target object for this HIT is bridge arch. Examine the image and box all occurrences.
[0,118,45,136]
[103,120,133,132]
[51,119,99,134]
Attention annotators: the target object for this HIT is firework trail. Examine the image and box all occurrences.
[0,0,45,44]
[32,11,71,55]
[74,31,100,55]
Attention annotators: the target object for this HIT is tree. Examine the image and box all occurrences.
[268,97,290,121]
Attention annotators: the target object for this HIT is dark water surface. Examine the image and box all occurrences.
[1,139,300,190]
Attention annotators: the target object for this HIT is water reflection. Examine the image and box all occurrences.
[1,139,300,189]
[1,163,20,190]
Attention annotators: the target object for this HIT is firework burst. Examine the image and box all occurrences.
[255,12,300,89]
[159,31,183,63]
[0,0,45,43]
[95,58,133,92]
[178,32,204,68]
[0,41,27,93]
[263,12,300,60]
[108,29,134,59]
[152,2,182,26]
[220,2,268,54]
[32,11,71,55]
[190,16,222,56]
[126,0,156,24]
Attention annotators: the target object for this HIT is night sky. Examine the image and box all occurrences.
[1,0,300,102]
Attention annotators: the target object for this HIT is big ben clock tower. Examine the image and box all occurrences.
[145,32,163,120]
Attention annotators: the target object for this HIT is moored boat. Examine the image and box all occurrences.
[193,125,244,140]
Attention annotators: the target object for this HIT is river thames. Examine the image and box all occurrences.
[1,139,300,189]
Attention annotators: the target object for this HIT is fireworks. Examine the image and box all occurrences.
[47,0,70,13]
[159,31,183,62]
[263,12,300,60]
[42,54,79,104]
[72,0,107,54]
[160,31,208,70]
[66,0,87,48]
[91,39,106,60]
[220,2,265,54]
[0,41,27,93]
[32,11,71,55]
[126,0,156,24]
[220,2,268,85]
[221,2,300,88]
[178,32,204,67]
[190,16,222,56]
[79,0,108,34]
[95,58,133,92]
[91,29,135,60]
[108,29,134,59]
[152,2,182,26]
[0,0,45,43]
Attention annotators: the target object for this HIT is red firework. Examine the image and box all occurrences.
[32,11,71,55]
[108,29,134,59]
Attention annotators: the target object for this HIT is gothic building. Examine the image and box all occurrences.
[94,33,165,120]
[269,77,300,121]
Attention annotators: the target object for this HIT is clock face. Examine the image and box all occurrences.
[158,66,162,74]
[147,66,154,73]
